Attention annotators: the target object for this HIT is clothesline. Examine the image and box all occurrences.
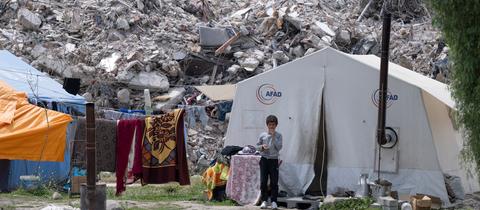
[71,109,190,196]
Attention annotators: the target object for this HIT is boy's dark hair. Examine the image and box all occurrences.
[266,115,278,125]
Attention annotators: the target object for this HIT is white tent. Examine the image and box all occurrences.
[225,47,479,204]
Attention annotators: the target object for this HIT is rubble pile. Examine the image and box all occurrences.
[180,87,230,175]
[0,0,201,89]
[1,0,450,102]
[210,0,448,81]
[186,123,227,175]
[0,0,452,173]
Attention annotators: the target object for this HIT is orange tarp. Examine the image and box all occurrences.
[0,81,72,161]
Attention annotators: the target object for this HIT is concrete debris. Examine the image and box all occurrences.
[117,88,131,105]
[227,64,241,74]
[52,192,62,200]
[99,53,122,73]
[116,17,130,30]
[173,51,187,60]
[31,44,47,59]
[154,87,185,110]
[126,71,170,92]
[0,0,456,179]
[292,45,305,58]
[272,51,290,64]
[136,0,145,11]
[40,205,77,210]
[335,29,351,46]
[17,8,42,31]
[126,51,143,62]
[234,51,245,59]
[305,48,317,56]
[82,92,93,102]
[314,21,335,37]
[303,34,322,48]
[106,200,124,210]
[240,57,260,72]
[2,0,447,107]
[65,43,76,53]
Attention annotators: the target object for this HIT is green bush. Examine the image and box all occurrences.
[320,197,375,210]
[429,1,480,178]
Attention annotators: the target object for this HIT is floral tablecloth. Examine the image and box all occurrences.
[226,155,261,205]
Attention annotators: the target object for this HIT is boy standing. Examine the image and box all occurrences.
[257,115,283,210]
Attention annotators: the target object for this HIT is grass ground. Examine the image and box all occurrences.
[105,176,236,206]
[0,175,236,209]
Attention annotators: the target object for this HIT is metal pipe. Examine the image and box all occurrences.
[376,10,391,180]
[86,103,96,210]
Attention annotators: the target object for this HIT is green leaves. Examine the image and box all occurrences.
[320,197,375,210]
[430,0,480,177]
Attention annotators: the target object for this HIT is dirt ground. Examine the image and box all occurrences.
[0,197,287,210]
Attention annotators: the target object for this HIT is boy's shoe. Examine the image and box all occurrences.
[260,201,268,209]
[271,201,278,210]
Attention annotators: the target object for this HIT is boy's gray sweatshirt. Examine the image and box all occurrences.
[256,131,283,159]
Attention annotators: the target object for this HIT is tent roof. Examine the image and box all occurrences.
[0,50,85,107]
[245,47,454,108]
[0,81,72,161]
[195,84,236,101]
[343,51,455,108]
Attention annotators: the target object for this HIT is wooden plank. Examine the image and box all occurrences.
[215,33,241,56]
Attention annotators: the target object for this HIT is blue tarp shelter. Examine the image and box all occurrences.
[0,50,85,191]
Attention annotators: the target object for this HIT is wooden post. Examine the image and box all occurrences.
[86,103,96,210]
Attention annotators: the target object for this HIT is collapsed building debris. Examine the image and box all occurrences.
[0,0,453,175]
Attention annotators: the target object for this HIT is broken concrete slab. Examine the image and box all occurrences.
[31,55,68,77]
[227,64,241,74]
[136,0,145,11]
[272,51,290,63]
[65,43,76,53]
[234,51,245,59]
[17,8,42,31]
[303,34,322,47]
[292,45,305,57]
[108,30,126,41]
[240,57,260,72]
[98,53,122,73]
[322,36,333,44]
[52,192,62,200]
[123,60,144,72]
[335,29,351,45]
[126,51,143,62]
[173,51,187,60]
[253,50,265,62]
[314,21,335,37]
[117,88,130,105]
[127,71,170,92]
[31,44,47,59]
[284,16,303,30]
[116,17,130,30]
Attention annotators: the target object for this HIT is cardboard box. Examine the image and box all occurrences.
[416,194,442,209]
[71,176,87,194]
[411,195,431,210]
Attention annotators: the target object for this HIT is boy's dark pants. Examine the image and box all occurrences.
[260,157,279,203]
